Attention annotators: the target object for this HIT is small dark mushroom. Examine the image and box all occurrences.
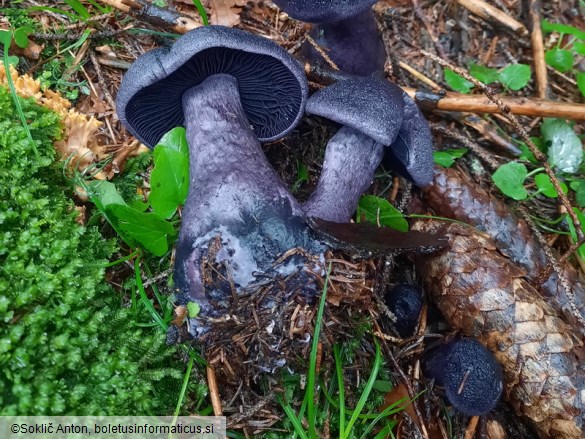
[384,283,423,337]
[421,337,504,416]
[117,26,322,324]
[273,0,385,75]
[302,76,434,223]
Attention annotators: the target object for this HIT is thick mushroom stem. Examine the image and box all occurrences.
[304,10,386,76]
[302,126,384,223]
[174,74,318,314]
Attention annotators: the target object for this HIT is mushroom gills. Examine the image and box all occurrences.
[173,74,323,325]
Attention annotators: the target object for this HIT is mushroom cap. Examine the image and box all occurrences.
[383,92,435,186]
[116,25,308,147]
[273,0,378,23]
[306,77,405,145]
[422,338,504,416]
[384,283,423,337]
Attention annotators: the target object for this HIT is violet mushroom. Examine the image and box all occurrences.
[116,26,322,324]
[273,0,385,76]
[421,337,504,416]
[302,76,434,223]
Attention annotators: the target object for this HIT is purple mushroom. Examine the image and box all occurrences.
[116,26,323,325]
[422,337,504,416]
[302,76,434,223]
[273,0,385,76]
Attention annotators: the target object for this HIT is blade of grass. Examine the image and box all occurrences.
[333,344,345,439]
[191,0,209,25]
[307,263,332,438]
[344,339,382,437]
[134,256,167,331]
[1,34,40,160]
[169,350,195,439]
[277,395,309,439]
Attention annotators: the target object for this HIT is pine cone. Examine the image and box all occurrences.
[413,220,585,438]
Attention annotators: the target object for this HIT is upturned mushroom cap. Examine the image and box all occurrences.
[116,25,308,147]
[422,338,504,416]
[306,77,405,145]
[273,0,378,23]
[383,92,435,186]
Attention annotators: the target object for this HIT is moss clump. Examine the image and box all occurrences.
[0,85,187,415]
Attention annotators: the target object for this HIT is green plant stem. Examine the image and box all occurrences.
[134,256,167,331]
[2,45,40,159]
[344,340,382,437]
[333,345,345,439]
[526,167,545,178]
[89,249,140,268]
[169,350,195,439]
[307,263,332,439]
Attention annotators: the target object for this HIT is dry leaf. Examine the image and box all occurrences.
[206,0,247,27]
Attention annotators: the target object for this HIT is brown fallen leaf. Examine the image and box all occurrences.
[205,0,247,27]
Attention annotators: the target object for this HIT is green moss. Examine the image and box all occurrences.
[0,86,189,415]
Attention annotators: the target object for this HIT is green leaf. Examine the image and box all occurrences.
[187,302,200,318]
[0,30,12,47]
[534,173,567,198]
[157,126,188,153]
[518,142,537,164]
[574,42,585,55]
[356,195,409,232]
[106,204,176,256]
[444,69,474,93]
[469,64,499,84]
[545,48,574,73]
[576,72,585,98]
[570,180,585,208]
[542,118,582,174]
[541,20,585,40]
[7,56,19,67]
[149,145,189,219]
[492,162,528,200]
[87,180,126,206]
[433,148,468,168]
[498,64,531,91]
[13,27,32,49]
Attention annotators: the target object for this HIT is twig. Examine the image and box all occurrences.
[398,61,441,89]
[304,62,585,121]
[528,0,548,99]
[420,49,584,242]
[456,0,528,36]
[33,28,127,41]
[410,0,448,59]
[207,366,224,416]
[430,124,501,170]
[89,51,116,110]
[304,35,339,70]
[96,0,201,33]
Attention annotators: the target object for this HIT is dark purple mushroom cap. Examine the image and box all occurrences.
[422,338,504,416]
[382,92,435,186]
[384,283,423,337]
[116,25,308,147]
[273,0,378,23]
[306,77,405,145]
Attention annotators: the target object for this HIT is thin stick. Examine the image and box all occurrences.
[207,366,223,416]
[529,0,548,99]
[398,61,441,89]
[304,62,585,121]
[456,0,528,36]
[96,0,201,33]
